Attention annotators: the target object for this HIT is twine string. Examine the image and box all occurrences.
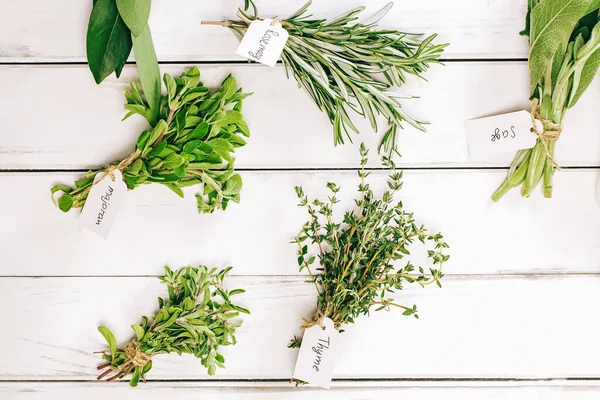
[530,99,562,169]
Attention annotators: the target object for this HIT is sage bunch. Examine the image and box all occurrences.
[492,0,600,200]
[96,265,249,386]
[51,67,251,214]
[289,144,449,348]
[204,1,447,156]
[87,0,161,124]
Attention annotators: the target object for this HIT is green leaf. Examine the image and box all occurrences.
[116,0,151,37]
[130,368,141,387]
[528,0,591,94]
[569,21,600,107]
[86,0,132,84]
[98,326,117,356]
[131,324,145,340]
[133,24,161,125]
[57,194,74,212]
[223,174,243,196]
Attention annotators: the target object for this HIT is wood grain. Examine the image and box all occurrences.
[0,63,599,169]
[0,0,529,62]
[1,275,599,380]
[2,381,600,400]
[1,169,599,277]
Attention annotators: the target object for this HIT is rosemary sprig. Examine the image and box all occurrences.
[96,265,250,387]
[204,1,447,156]
[51,67,251,214]
[289,144,449,346]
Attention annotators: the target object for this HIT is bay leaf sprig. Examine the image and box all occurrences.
[203,1,447,156]
[87,0,160,124]
[492,1,600,200]
[96,265,250,387]
[289,144,449,349]
[51,67,251,214]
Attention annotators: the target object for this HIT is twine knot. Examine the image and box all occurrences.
[530,99,562,169]
[93,149,141,186]
[123,341,151,369]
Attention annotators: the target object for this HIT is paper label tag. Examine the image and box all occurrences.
[235,19,289,67]
[292,317,340,389]
[464,110,538,156]
[80,170,127,238]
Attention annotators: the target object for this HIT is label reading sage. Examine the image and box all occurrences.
[465,110,538,156]
[80,170,127,238]
[235,19,289,67]
[292,317,339,389]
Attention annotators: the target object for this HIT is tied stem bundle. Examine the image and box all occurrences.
[203,1,447,156]
[51,67,251,214]
[288,144,449,350]
[96,265,250,387]
[492,1,600,201]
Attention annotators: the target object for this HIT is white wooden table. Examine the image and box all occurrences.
[1,1,600,399]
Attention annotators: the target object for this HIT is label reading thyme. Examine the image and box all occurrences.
[80,170,127,238]
[292,317,340,389]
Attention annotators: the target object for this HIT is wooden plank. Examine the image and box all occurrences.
[0,0,529,62]
[2,381,600,400]
[0,63,599,169]
[1,169,600,277]
[1,275,600,379]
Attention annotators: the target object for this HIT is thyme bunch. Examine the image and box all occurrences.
[52,67,251,214]
[96,265,250,387]
[290,144,449,346]
[204,1,447,155]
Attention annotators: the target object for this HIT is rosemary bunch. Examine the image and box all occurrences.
[492,1,600,200]
[96,265,250,386]
[51,67,251,214]
[289,144,449,346]
[204,1,447,155]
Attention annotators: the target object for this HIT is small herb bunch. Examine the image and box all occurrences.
[289,144,449,348]
[87,0,161,124]
[204,1,447,156]
[492,1,600,200]
[96,265,250,387]
[52,67,251,214]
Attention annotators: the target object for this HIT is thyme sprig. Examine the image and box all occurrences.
[51,67,251,214]
[204,1,447,155]
[96,265,250,387]
[289,144,449,346]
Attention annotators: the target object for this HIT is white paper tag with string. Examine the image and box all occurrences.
[292,317,340,389]
[465,110,539,156]
[80,170,127,238]
[235,19,289,67]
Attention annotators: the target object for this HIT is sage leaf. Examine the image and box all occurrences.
[133,25,161,126]
[528,0,590,94]
[116,0,151,37]
[86,0,132,84]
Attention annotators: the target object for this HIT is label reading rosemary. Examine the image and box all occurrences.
[465,111,538,156]
[80,170,127,238]
[235,19,288,67]
[292,317,339,389]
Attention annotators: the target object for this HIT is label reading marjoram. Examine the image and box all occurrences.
[79,170,127,238]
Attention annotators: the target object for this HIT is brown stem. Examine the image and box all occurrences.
[96,367,113,381]
[97,362,111,370]
[201,20,232,27]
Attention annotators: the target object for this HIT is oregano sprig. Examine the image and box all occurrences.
[289,144,449,348]
[51,67,251,214]
[203,1,447,156]
[96,265,250,386]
